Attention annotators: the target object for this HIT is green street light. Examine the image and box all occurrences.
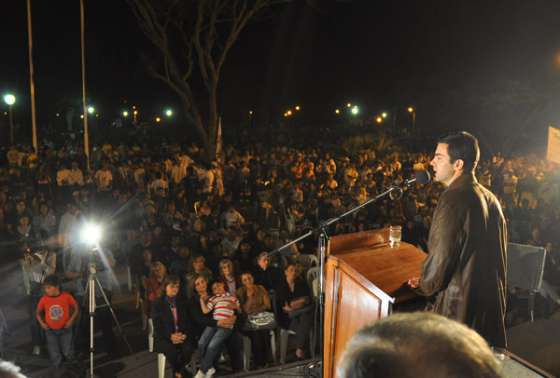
[122,110,129,118]
[381,112,388,119]
[87,106,95,114]
[3,94,16,106]
[351,105,360,115]
[165,108,173,117]
[3,93,16,144]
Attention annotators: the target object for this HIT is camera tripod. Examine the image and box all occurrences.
[83,260,132,377]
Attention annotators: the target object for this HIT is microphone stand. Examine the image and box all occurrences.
[268,182,412,372]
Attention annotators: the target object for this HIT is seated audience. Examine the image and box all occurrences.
[237,271,272,369]
[276,263,313,360]
[152,275,194,378]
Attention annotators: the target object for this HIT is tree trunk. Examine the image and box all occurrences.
[205,85,219,162]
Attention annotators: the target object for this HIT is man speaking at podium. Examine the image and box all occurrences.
[408,131,508,348]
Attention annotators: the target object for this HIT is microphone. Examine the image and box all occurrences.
[404,170,431,187]
[390,171,431,200]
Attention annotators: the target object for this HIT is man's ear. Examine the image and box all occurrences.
[454,159,464,171]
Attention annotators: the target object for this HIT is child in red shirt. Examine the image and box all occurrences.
[36,275,79,368]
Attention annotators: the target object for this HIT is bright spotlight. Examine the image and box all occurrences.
[81,222,102,246]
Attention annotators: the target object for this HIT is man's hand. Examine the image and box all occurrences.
[217,317,235,329]
[40,322,49,331]
[407,277,420,289]
[64,320,74,328]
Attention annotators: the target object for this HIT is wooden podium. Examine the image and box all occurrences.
[322,228,427,378]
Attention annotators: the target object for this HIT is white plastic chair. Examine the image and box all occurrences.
[157,353,166,378]
[277,268,319,363]
[242,330,276,371]
[148,318,154,352]
[279,327,314,364]
[306,267,320,298]
[299,254,319,269]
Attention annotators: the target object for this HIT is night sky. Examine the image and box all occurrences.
[3,0,560,150]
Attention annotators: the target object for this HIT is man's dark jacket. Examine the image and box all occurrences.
[420,173,508,348]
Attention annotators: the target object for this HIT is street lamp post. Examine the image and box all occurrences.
[407,106,416,130]
[3,94,16,144]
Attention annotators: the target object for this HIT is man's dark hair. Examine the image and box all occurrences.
[42,274,59,288]
[338,312,503,378]
[438,131,480,173]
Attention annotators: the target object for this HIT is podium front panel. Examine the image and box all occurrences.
[323,257,391,378]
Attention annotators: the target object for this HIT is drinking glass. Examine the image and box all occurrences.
[389,225,402,248]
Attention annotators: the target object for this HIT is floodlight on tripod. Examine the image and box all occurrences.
[79,221,133,377]
[80,222,102,247]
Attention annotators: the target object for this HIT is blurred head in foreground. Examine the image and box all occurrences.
[337,312,503,378]
[0,360,27,378]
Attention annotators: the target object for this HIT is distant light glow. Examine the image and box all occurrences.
[295,105,301,111]
[376,116,383,124]
[133,110,138,115]
[249,110,253,115]
[80,114,84,119]
[407,106,414,113]
[335,109,341,115]
[3,94,16,106]
[346,103,352,108]
[155,116,161,123]
[165,109,173,117]
[123,110,129,117]
[56,113,60,117]
[381,112,388,119]
[87,106,95,114]
[351,105,360,115]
